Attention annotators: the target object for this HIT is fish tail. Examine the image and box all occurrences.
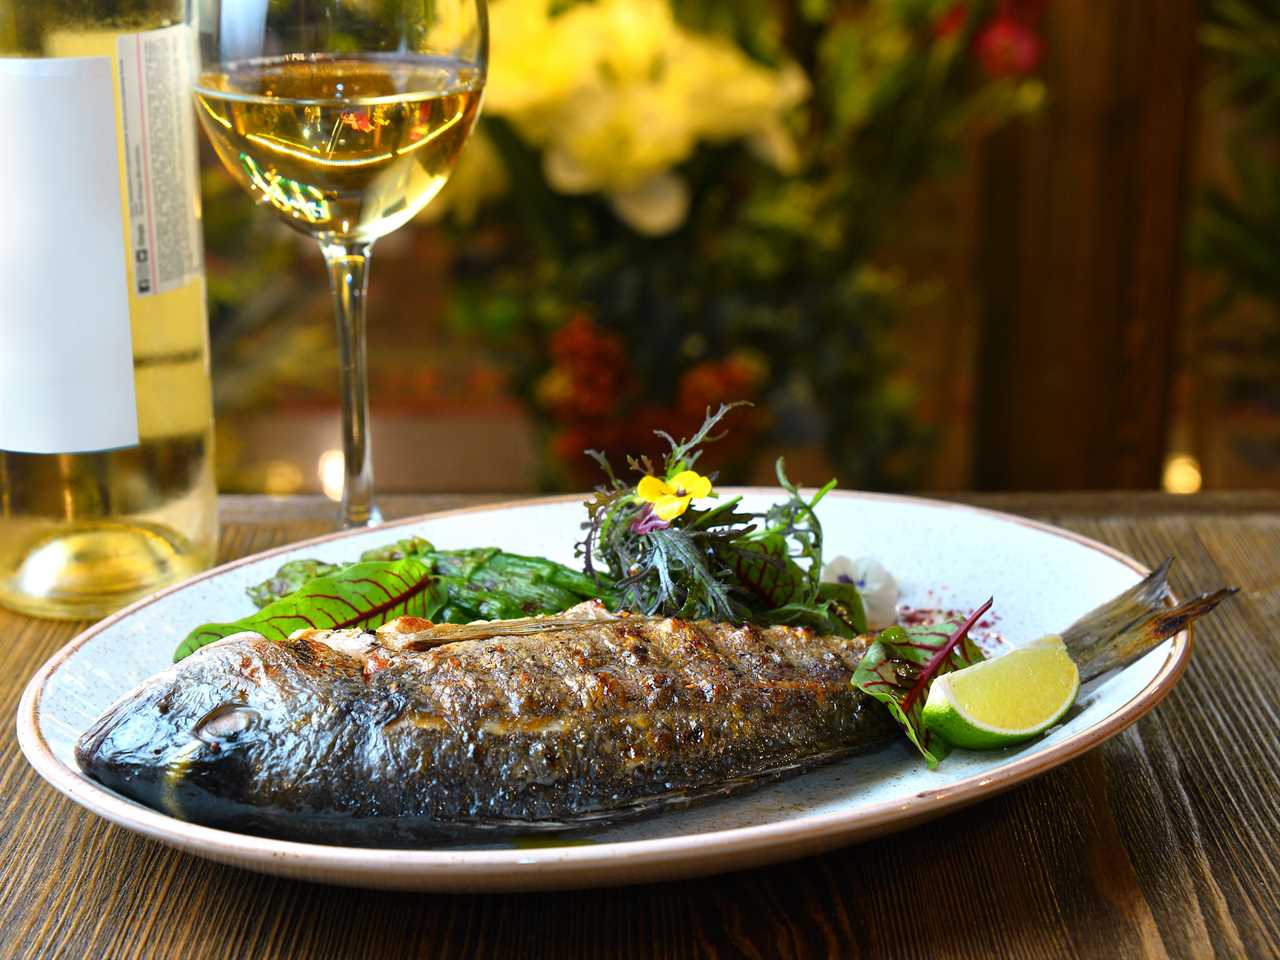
[1060,559,1236,682]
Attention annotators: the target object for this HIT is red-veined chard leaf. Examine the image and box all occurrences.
[851,599,992,767]
[728,534,808,608]
[174,559,447,661]
[764,580,868,638]
[245,558,341,609]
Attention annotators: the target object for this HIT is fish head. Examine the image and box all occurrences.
[75,631,360,823]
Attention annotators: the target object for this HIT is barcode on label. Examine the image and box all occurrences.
[118,25,203,297]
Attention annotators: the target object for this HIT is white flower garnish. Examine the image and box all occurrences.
[822,555,899,630]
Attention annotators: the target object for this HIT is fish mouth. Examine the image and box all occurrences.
[76,687,261,822]
[77,688,180,816]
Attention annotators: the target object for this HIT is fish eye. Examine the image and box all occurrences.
[194,704,261,744]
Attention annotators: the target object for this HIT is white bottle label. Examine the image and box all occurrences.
[0,25,203,455]
[0,55,138,455]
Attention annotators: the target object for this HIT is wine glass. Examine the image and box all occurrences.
[192,0,488,527]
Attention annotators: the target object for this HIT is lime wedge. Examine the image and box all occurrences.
[921,635,1080,750]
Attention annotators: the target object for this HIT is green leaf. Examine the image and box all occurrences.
[359,536,434,562]
[763,582,867,639]
[424,546,500,579]
[243,538,435,608]
[816,579,868,635]
[246,558,340,609]
[432,550,618,621]
[726,534,808,608]
[176,559,447,661]
[851,603,990,768]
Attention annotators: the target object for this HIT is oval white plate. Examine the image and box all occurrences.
[17,491,1190,892]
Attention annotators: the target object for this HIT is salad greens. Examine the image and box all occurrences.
[245,536,618,621]
[174,558,447,661]
[850,600,992,767]
[581,404,866,637]
[246,558,343,608]
[174,539,617,661]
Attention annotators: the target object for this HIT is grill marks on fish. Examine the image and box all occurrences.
[379,616,863,731]
[76,606,899,844]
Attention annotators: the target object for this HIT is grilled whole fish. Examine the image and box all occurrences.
[76,562,1232,845]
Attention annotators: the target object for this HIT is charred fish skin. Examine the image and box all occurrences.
[75,612,900,844]
[373,616,898,827]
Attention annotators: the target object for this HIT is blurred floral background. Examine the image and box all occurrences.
[205,0,1277,498]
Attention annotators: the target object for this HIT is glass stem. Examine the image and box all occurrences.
[321,241,381,528]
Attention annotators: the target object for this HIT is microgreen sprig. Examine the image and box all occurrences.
[578,404,866,636]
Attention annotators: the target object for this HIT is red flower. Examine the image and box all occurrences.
[976,15,1042,76]
[542,313,634,420]
[677,355,765,416]
[549,313,626,374]
[933,4,968,39]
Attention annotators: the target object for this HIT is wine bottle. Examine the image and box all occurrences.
[0,1,218,619]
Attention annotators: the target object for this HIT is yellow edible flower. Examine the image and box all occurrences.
[636,470,713,521]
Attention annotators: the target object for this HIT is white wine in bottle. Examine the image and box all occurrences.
[0,1,218,619]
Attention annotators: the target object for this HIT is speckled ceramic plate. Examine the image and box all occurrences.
[17,491,1192,892]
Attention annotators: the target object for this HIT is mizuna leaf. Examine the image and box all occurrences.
[175,559,447,661]
[851,599,992,767]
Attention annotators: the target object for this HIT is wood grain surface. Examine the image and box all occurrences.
[2,493,1277,959]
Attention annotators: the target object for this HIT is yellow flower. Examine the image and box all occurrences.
[636,470,713,521]
[483,0,810,233]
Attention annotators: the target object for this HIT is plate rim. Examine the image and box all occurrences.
[15,489,1191,885]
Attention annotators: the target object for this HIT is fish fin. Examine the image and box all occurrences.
[1062,558,1236,681]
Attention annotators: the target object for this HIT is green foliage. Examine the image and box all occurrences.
[1201,0,1280,131]
[246,558,341,608]
[439,0,1034,490]
[1190,0,1280,418]
[1192,152,1280,306]
[1194,0,1280,305]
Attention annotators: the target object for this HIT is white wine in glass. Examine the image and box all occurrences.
[193,2,488,526]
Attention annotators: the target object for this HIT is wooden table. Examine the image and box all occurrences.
[3,493,1277,959]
